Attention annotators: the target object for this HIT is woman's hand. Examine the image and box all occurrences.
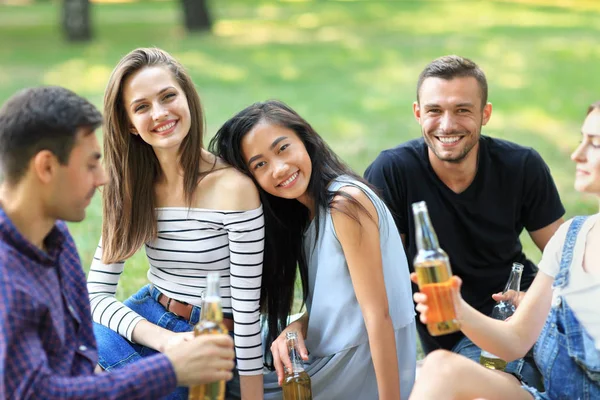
[270,319,309,386]
[159,331,196,353]
[410,273,464,324]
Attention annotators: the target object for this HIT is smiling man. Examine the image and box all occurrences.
[364,55,564,390]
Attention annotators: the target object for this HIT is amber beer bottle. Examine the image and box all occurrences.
[188,272,228,400]
[480,262,524,371]
[282,331,312,400]
[412,201,461,336]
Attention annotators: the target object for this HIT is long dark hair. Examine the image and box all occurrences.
[209,100,372,367]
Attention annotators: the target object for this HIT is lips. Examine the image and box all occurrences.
[278,171,299,187]
[436,136,463,145]
[152,120,177,135]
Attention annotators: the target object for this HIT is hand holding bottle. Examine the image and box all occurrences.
[410,273,464,325]
[270,319,309,386]
[491,290,526,309]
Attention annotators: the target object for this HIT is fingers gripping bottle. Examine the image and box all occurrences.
[412,201,461,336]
[189,272,228,400]
[479,262,524,371]
[282,331,312,400]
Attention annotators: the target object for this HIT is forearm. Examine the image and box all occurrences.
[365,316,400,400]
[239,374,264,400]
[131,319,173,351]
[25,355,176,400]
[459,300,529,361]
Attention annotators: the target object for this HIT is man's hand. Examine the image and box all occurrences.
[165,334,235,387]
[492,290,526,309]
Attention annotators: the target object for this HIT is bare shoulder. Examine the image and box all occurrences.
[209,166,260,211]
[331,185,375,212]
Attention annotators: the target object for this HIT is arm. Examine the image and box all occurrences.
[332,186,400,400]
[413,271,553,362]
[221,172,264,400]
[529,217,563,252]
[87,240,178,351]
[0,278,178,400]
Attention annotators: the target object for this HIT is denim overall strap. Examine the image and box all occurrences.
[553,216,588,290]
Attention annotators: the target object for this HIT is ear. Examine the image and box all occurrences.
[32,150,60,184]
[412,101,422,123]
[130,127,138,136]
[481,102,493,126]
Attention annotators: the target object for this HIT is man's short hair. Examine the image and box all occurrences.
[416,55,488,108]
[0,86,102,184]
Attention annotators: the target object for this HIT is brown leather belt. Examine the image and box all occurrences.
[157,292,234,331]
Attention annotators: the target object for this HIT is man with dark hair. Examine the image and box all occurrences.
[365,55,564,389]
[0,86,235,399]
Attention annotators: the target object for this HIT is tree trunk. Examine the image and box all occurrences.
[62,0,92,42]
[181,0,212,32]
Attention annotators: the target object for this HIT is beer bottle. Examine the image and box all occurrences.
[188,272,228,400]
[412,201,461,336]
[282,331,312,400]
[480,262,524,371]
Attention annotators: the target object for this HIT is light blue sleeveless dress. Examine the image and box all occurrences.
[263,176,417,400]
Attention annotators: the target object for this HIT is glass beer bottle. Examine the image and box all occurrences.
[282,331,312,400]
[188,272,228,400]
[412,201,461,336]
[480,262,524,371]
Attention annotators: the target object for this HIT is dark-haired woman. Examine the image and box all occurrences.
[211,100,417,400]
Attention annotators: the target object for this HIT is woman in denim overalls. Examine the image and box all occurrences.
[407,102,600,400]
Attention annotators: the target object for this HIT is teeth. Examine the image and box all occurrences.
[156,121,175,132]
[438,136,460,144]
[280,172,298,187]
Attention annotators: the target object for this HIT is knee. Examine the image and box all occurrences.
[420,350,463,379]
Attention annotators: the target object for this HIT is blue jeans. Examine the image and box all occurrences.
[452,334,545,391]
[523,216,600,400]
[94,284,235,400]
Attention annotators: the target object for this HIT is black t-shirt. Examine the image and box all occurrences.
[364,136,565,352]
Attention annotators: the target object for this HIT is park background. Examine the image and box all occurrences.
[1,0,599,352]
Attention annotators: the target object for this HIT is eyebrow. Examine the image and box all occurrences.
[423,102,474,108]
[247,136,288,166]
[130,86,176,107]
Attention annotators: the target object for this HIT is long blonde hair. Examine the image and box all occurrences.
[102,47,207,263]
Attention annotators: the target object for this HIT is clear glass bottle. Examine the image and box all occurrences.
[188,272,228,400]
[479,262,524,371]
[412,201,461,336]
[282,331,312,400]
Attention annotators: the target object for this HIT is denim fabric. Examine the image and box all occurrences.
[526,216,600,400]
[452,334,544,391]
[94,284,235,400]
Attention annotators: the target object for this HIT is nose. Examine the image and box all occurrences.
[97,165,109,187]
[571,141,587,163]
[152,104,168,121]
[272,159,289,180]
[439,112,457,133]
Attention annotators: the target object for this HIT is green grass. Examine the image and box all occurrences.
[1,0,599,310]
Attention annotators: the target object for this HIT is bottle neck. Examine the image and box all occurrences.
[202,273,223,323]
[414,209,440,251]
[287,335,305,373]
[504,265,523,293]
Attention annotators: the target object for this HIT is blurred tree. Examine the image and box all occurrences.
[181,0,212,32]
[62,0,92,41]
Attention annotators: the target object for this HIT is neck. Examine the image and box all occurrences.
[428,142,479,194]
[153,146,184,187]
[0,182,55,251]
[296,193,315,220]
